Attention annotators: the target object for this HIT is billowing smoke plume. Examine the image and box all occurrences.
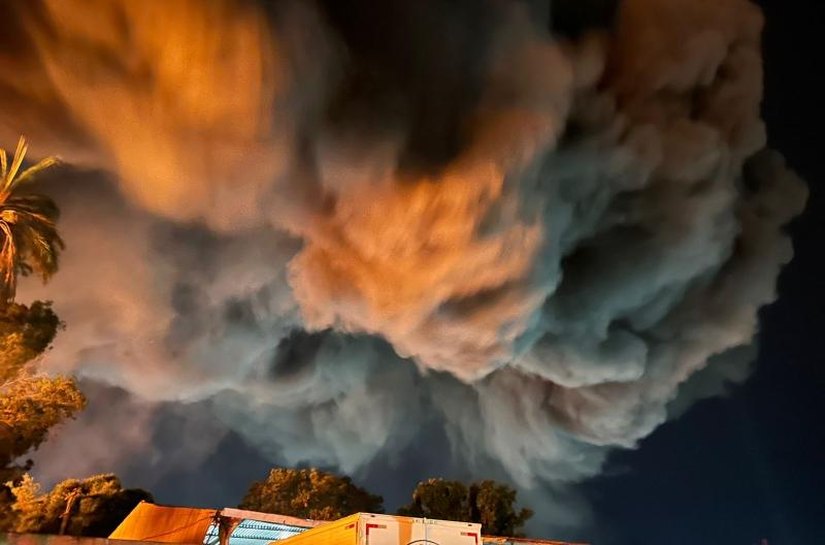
[0,0,806,533]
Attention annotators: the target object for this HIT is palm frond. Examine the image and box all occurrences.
[0,222,18,301]
[4,137,28,193]
[4,203,60,226]
[12,157,60,189]
[0,137,63,302]
[14,221,62,281]
[0,137,59,198]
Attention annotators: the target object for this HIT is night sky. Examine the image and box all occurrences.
[581,1,825,543]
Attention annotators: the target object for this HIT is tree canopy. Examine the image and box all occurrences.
[239,467,384,520]
[398,478,533,537]
[9,473,153,537]
[0,300,61,383]
[397,478,470,522]
[0,300,80,482]
[0,303,84,533]
[468,480,534,537]
[0,137,86,533]
[0,136,64,303]
[0,374,86,474]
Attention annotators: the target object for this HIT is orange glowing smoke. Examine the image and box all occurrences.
[289,18,572,378]
[4,0,568,380]
[22,0,285,227]
[291,158,544,376]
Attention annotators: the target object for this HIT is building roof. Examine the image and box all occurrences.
[203,509,320,545]
[109,503,214,544]
[109,502,319,545]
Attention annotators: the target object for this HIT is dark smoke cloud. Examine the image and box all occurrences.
[1,0,806,536]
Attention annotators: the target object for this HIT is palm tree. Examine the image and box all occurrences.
[0,137,63,302]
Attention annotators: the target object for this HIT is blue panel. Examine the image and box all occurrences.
[203,519,309,545]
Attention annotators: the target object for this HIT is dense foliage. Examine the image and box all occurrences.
[398,478,534,536]
[240,467,384,520]
[397,478,470,522]
[0,137,64,303]
[0,137,86,532]
[241,469,533,537]
[0,301,61,383]
[0,374,86,475]
[9,473,153,537]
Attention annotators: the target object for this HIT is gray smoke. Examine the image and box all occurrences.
[0,0,806,535]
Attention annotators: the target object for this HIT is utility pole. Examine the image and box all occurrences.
[217,512,241,545]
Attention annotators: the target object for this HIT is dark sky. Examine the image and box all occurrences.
[580,1,825,544]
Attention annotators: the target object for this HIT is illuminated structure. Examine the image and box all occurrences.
[105,502,584,545]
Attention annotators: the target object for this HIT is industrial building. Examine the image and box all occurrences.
[1,502,585,545]
[108,502,584,545]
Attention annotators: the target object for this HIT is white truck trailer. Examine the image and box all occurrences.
[269,513,481,545]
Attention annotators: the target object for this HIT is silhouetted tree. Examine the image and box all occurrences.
[469,480,533,537]
[0,304,84,534]
[397,479,469,522]
[398,478,533,536]
[240,467,384,520]
[0,302,85,533]
[0,137,85,532]
[0,300,61,383]
[9,473,153,537]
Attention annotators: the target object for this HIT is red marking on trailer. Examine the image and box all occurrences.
[461,532,479,545]
[366,523,387,538]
